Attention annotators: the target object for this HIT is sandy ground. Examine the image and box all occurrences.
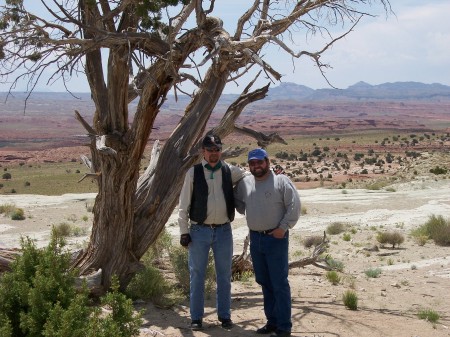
[1,176,450,337]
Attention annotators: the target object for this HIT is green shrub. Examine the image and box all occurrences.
[425,215,450,246]
[429,166,448,175]
[0,231,142,337]
[0,204,25,220]
[0,203,17,216]
[342,290,358,310]
[127,229,180,306]
[2,172,12,180]
[234,270,254,284]
[342,233,351,241]
[412,215,450,246]
[84,276,143,337]
[413,235,428,246]
[364,267,382,278]
[376,231,404,248]
[417,308,440,323]
[10,208,25,220]
[169,246,215,297]
[326,271,341,285]
[302,235,323,248]
[326,222,347,235]
[325,257,344,272]
[54,222,72,237]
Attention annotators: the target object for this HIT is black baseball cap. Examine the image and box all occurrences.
[202,134,222,149]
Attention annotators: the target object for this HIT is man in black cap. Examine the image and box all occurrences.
[178,134,246,331]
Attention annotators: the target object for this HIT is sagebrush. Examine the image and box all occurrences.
[0,231,143,337]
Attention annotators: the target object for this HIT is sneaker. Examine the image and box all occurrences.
[219,317,233,329]
[256,324,277,334]
[190,319,203,331]
[269,330,291,337]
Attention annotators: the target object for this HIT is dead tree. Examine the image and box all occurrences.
[231,232,333,279]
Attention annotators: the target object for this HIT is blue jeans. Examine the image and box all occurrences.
[250,230,291,332]
[189,223,233,321]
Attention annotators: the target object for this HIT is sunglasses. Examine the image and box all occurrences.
[205,147,221,153]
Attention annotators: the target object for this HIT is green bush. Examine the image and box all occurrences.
[0,204,26,220]
[417,308,440,323]
[429,166,448,175]
[2,172,12,180]
[411,215,450,246]
[326,222,347,235]
[302,235,323,248]
[425,215,450,246]
[364,267,382,278]
[324,256,344,272]
[126,229,181,307]
[54,222,73,237]
[376,231,404,248]
[10,208,25,220]
[0,231,143,337]
[0,203,18,216]
[326,271,341,285]
[342,290,358,310]
[169,246,215,297]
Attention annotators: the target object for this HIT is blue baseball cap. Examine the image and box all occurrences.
[248,148,268,161]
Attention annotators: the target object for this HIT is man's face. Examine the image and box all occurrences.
[248,159,269,178]
[203,147,222,165]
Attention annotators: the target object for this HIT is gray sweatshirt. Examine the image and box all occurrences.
[234,171,301,231]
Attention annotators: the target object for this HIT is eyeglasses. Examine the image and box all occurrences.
[205,147,221,153]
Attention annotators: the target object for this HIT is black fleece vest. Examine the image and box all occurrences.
[189,163,235,223]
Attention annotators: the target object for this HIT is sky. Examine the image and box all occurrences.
[1,0,449,93]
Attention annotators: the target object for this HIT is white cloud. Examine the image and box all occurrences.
[294,1,450,88]
[2,1,450,93]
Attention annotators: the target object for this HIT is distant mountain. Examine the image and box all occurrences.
[266,81,450,102]
[2,82,450,112]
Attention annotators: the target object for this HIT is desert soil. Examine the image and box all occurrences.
[1,174,450,337]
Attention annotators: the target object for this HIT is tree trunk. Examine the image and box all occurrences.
[73,149,141,292]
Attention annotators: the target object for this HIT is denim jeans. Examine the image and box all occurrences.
[189,223,233,321]
[250,230,292,332]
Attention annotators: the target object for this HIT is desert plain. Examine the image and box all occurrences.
[1,88,450,337]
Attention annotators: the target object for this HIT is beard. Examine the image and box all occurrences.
[250,165,269,178]
[208,154,220,165]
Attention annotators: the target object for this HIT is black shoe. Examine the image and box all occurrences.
[256,324,277,334]
[269,330,291,337]
[219,317,233,329]
[190,319,203,331]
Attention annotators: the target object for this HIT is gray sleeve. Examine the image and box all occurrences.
[278,177,301,231]
[228,162,248,185]
[233,179,246,215]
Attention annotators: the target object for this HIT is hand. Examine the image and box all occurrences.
[180,234,192,247]
[270,227,286,239]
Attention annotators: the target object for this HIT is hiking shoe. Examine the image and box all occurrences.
[219,317,233,329]
[269,330,291,337]
[190,319,203,331]
[256,324,277,334]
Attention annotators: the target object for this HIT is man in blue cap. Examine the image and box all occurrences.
[234,148,301,337]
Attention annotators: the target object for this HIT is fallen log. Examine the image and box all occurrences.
[231,231,332,278]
